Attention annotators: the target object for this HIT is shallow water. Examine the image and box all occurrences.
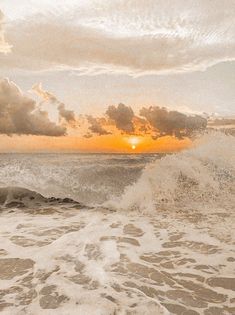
[0,205,234,314]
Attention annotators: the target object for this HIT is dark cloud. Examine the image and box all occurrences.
[139,106,207,138]
[83,103,207,139]
[32,83,76,125]
[83,133,92,139]
[58,103,76,124]
[0,78,66,136]
[0,78,208,140]
[87,115,111,136]
[106,103,134,133]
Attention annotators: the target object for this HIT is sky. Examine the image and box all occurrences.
[0,0,234,152]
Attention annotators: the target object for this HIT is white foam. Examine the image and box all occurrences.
[107,132,235,212]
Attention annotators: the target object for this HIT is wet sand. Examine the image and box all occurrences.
[0,205,234,314]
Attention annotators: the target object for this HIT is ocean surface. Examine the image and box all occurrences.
[0,132,234,314]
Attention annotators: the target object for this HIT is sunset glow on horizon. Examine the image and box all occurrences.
[0,1,234,153]
[0,133,192,153]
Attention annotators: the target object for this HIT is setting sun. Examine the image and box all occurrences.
[128,137,140,150]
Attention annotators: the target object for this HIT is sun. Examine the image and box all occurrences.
[128,137,140,150]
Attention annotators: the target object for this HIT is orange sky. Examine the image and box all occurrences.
[0,1,234,154]
[0,134,191,153]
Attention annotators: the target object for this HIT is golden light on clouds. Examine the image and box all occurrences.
[0,79,206,153]
[2,0,232,154]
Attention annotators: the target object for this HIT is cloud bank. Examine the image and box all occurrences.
[0,78,208,139]
[140,106,207,138]
[87,104,207,139]
[1,0,235,74]
[0,78,66,136]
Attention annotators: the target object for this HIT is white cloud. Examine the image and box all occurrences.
[32,83,76,125]
[1,0,235,74]
[0,10,11,54]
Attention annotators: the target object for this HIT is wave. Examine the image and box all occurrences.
[106,132,235,212]
[0,132,234,212]
[0,154,154,204]
[0,186,82,209]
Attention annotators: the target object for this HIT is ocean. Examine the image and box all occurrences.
[0,132,234,314]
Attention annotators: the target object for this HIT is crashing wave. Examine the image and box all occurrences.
[0,131,234,213]
[106,132,235,212]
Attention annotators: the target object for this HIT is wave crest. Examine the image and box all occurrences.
[107,132,235,212]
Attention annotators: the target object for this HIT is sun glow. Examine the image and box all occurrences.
[0,134,192,153]
[128,137,140,150]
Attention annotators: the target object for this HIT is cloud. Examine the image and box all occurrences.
[208,118,235,126]
[32,83,57,103]
[207,117,235,136]
[139,106,207,138]
[0,78,66,136]
[0,79,208,140]
[0,10,11,54]
[1,0,235,74]
[57,103,76,124]
[106,103,134,133]
[32,83,76,125]
[87,115,110,136]
[84,103,207,139]
[83,132,93,139]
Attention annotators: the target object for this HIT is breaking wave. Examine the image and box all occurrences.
[106,132,235,212]
[0,153,157,205]
[0,132,234,213]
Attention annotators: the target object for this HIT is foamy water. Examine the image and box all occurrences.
[109,132,235,213]
[0,132,234,314]
[0,152,158,205]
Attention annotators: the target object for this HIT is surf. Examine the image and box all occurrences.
[106,132,235,212]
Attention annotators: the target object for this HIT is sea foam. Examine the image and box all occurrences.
[106,132,235,212]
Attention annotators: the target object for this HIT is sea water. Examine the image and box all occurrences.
[0,132,234,314]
